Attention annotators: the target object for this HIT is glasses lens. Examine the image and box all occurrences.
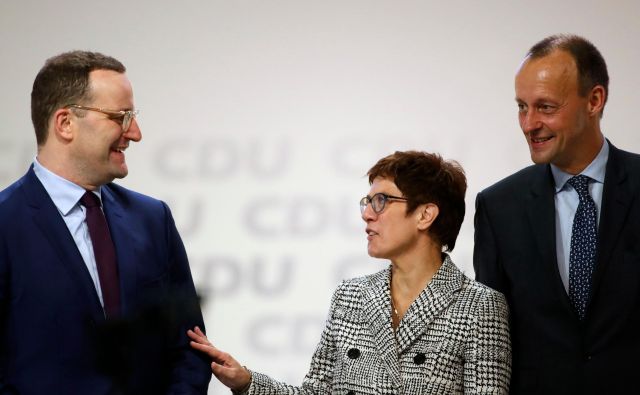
[122,112,132,132]
[372,194,386,213]
[359,197,368,215]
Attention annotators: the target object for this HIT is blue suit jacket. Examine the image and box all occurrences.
[0,167,211,395]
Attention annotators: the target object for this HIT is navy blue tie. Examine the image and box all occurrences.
[80,191,121,318]
[567,175,597,320]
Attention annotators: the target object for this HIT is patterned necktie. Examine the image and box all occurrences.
[566,175,597,320]
[80,191,121,318]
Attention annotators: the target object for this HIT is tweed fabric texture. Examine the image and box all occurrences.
[246,255,511,394]
[566,175,598,320]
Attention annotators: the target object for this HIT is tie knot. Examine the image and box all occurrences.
[567,175,591,197]
[80,191,101,208]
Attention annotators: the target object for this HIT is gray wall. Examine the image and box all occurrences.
[2,1,639,392]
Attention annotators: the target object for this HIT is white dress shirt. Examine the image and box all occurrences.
[33,157,106,308]
[550,140,608,292]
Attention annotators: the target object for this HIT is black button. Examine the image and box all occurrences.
[347,348,361,359]
[346,391,355,395]
[414,352,426,365]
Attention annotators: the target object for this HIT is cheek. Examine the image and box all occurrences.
[553,107,584,132]
[551,118,571,140]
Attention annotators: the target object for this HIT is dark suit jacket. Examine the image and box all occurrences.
[0,167,211,395]
[473,141,640,394]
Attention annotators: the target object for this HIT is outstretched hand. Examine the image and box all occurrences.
[188,327,252,391]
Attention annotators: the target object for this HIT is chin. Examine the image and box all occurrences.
[110,174,127,181]
[111,166,129,180]
[530,152,552,165]
[367,248,387,260]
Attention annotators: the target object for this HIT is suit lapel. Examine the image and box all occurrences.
[525,165,576,312]
[525,165,558,275]
[22,168,105,321]
[395,256,462,355]
[101,185,137,316]
[361,268,403,390]
[591,143,631,300]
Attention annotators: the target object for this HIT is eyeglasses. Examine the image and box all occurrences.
[66,104,139,132]
[360,193,408,215]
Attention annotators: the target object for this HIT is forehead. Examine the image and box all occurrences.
[87,69,134,107]
[515,50,578,100]
[369,177,401,194]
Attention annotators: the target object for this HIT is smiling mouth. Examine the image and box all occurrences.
[531,136,553,143]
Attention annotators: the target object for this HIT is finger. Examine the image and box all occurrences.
[187,329,212,346]
[212,361,251,389]
[190,340,215,353]
[187,328,204,339]
[190,341,216,356]
[190,341,229,364]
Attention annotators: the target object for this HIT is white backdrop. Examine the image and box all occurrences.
[2,1,640,393]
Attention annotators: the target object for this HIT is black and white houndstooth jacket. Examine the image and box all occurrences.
[246,255,511,394]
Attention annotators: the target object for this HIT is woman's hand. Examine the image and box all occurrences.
[188,327,252,391]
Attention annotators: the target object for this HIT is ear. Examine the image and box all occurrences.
[417,203,439,231]
[587,85,606,117]
[51,108,75,142]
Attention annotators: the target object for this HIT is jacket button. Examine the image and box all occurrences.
[414,352,426,365]
[347,348,361,359]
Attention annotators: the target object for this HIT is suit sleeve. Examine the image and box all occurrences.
[162,202,212,394]
[0,237,16,395]
[463,289,512,394]
[245,283,345,395]
[473,192,507,294]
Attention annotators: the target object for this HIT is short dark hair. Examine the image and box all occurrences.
[527,34,609,110]
[367,151,467,252]
[31,50,126,145]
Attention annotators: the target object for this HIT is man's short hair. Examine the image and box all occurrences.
[31,50,126,145]
[527,34,609,109]
[367,151,467,252]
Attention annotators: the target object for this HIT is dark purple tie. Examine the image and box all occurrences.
[80,191,121,318]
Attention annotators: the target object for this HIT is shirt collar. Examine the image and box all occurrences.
[33,157,103,215]
[550,139,609,193]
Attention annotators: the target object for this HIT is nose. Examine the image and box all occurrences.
[124,118,142,142]
[361,201,376,222]
[520,109,541,135]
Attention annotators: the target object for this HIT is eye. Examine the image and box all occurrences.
[373,194,386,206]
[517,103,527,113]
[538,104,556,114]
[106,113,125,124]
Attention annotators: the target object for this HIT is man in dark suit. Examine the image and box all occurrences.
[0,51,211,394]
[474,34,640,394]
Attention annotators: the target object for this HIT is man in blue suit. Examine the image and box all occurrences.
[474,35,640,394]
[0,51,211,394]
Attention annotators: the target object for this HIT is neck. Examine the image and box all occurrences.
[37,149,100,191]
[557,130,604,175]
[391,246,442,294]
[389,243,443,329]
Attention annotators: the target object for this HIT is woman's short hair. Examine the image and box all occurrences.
[367,150,467,252]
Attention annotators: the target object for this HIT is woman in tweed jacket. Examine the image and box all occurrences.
[189,151,512,394]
